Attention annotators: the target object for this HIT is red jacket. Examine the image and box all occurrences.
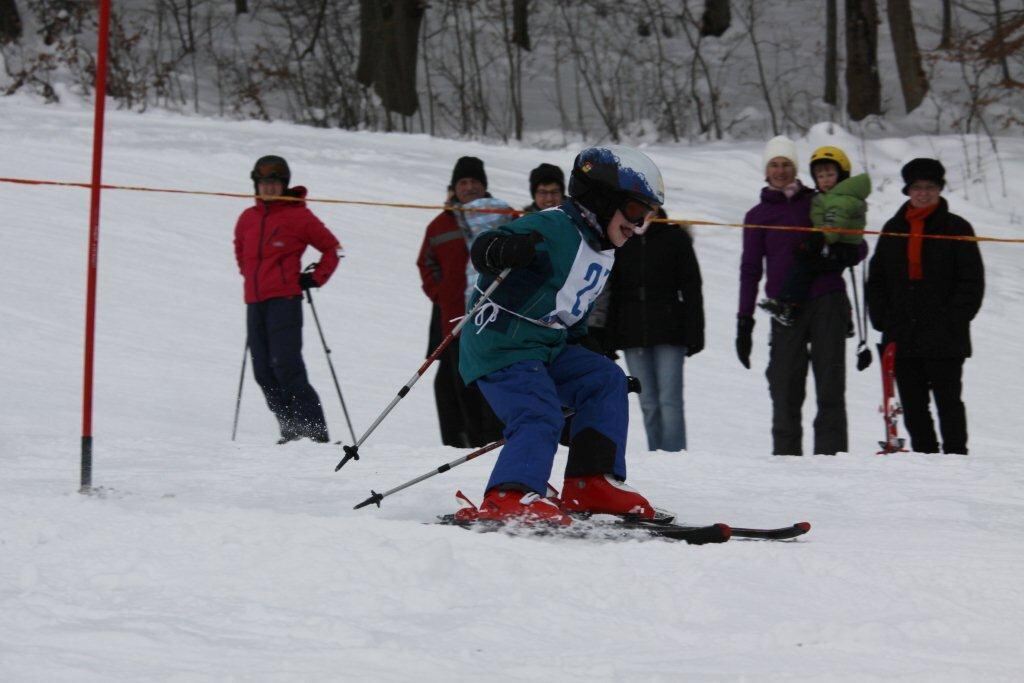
[234,187,341,304]
[416,211,468,336]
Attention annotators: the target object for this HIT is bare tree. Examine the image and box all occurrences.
[235,0,248,14]
[499,0,524,140]
[356,0,424,118]
[886,0,928,113]
[739,1,779,135]
[700,0,730,37]
[825,0,838,106]
[0,0,21,44]
[679,3,723,139]
[992,0,1013,84]
[939,0,953,48]
[845,0,882,120]
[511,0,529,50]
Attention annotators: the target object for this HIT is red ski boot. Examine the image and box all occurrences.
[472,488,572,526]
[561,474,656,519]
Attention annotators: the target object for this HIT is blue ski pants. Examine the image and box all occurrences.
[477,344,628,494]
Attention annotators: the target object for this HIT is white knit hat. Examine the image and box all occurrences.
[762,135,798,169]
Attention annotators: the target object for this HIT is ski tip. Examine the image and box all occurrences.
[795,521,811,533]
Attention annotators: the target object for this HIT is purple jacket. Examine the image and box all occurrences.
[738,185,864,317]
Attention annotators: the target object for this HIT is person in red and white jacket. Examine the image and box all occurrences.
[234,155,341,444]
[416,156,504,448]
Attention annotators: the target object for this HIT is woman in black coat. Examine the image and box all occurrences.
[866,159,984,454]
[607,210,704,451]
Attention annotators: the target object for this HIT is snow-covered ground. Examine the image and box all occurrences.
[2,95,1023,681]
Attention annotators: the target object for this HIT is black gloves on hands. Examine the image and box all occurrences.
[489,232,539,269]
[299,273,319,290]
[736,316,754,369]
[473,231,543,274]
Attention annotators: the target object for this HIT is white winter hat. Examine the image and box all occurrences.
[762,135,798,170]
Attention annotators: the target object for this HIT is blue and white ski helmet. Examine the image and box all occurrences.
[569,145,665,209]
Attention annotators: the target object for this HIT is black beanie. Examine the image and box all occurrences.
[450,156,487,189]
[901,158,945,195]
[529,163,566,196]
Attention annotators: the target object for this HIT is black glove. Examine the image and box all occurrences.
[299,273,319,290]
[735,316,754,369]
[485,232,540,270]
[856,341,873,371]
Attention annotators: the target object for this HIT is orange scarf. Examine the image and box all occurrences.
[905,203,937,280]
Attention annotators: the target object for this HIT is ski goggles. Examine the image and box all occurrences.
[251,161,289,183]
[621,196,657,234]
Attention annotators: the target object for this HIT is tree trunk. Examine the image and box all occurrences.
[700,0,730,37]
[512,0,529,51]
[886,0,928,113]
[234,0,248,15]
[825,0,838,106]
[939,0,952,49]
[0,0,22,44]
[993,0,1012,84]
[357,0,424,117]
[845,0,882,121]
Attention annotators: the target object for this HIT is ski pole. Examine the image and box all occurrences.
[334,266,513,471]
[353,406,577,510]
[304,282,358,444]
[231,341,248,441]
[848,265,872,371]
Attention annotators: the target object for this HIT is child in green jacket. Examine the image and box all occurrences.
[760,146,870,325]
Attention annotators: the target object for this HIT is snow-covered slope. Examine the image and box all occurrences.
[1,96,1023,681]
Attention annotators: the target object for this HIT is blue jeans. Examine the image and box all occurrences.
[623,344,687,451]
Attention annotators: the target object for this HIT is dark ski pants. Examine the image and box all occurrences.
[477,345,628,495]
[766,290,850,455]
[247,296,328,440]
[428,306,503,448]
[894,357,967,454]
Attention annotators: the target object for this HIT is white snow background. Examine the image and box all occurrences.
[2,95,1023,681]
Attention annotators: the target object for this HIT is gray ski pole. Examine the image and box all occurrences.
[334,266,513,471]
[352,406,577,510]
[231,341,248,441]
[305,286,358,444]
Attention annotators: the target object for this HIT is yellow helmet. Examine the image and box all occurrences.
[810,146,851,172]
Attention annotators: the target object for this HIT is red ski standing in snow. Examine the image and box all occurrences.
[234,155,341,444]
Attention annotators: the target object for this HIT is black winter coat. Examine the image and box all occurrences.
[607,222,704,354]
[866,198,984,358]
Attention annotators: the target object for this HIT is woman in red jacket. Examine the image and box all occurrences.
[234,156,341,444]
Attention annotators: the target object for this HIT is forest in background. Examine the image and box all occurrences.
[0,1,1022,144]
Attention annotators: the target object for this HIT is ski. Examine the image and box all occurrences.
[878,342,908,454]
[435,514,732,545]
[605,517,811,541]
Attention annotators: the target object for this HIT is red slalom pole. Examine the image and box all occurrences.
[81,0,111,494]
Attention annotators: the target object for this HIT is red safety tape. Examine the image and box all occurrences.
[2,176,1020,244]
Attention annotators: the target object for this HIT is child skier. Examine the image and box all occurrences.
[455,146,665,526]
[759,146,870,325]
